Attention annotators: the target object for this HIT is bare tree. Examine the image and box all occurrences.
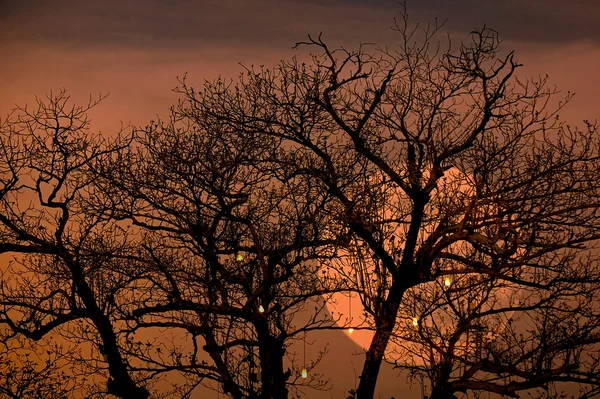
[171,5,600,399]
[88,101,351,398]
[0,91,150,398]
[0,89,346,399]
[2,5,599,399]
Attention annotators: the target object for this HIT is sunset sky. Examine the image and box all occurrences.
[1,1,599,398]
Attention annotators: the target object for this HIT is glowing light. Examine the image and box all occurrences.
[236,253,244,262]
[302,333,307,379]
[258,305,265,313]
[348,328,354,334]
[412,317,418,326]
[444,277,451,287]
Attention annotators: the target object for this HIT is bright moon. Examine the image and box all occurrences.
[324,167,522,357]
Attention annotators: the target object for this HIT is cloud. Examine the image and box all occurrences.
[0,0,388,50]
[339,0,600,44]
[1,0,598,55]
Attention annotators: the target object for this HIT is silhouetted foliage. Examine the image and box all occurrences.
[1,4,599,399]
[0,91,150,398]
[88,97,348,398]
[170,4,600,399]
[0,337,76,399]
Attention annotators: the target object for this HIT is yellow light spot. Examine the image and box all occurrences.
[348,328,354,334]
[236,253,244,262]
[444,277,451,287]
[412,317,418,326]
[258,305,265,313]
[301,368,307,378]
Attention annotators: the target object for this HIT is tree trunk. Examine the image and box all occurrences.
[428,363,456,399]
[355,284,404,399]
[428,385,456,399]
[356,195,428,399]
[256,323,288,399]
[66,256,149,399]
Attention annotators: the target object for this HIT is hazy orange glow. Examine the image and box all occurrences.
[1,1,599,398]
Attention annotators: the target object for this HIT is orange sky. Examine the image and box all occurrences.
[1,1,599,398]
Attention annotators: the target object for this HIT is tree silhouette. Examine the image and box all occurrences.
[0,91,150,398]
[173,5,600,399]
[88,100,349,398]
[1,5,599,399]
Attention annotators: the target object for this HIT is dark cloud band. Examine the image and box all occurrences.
[1,0,599,51]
